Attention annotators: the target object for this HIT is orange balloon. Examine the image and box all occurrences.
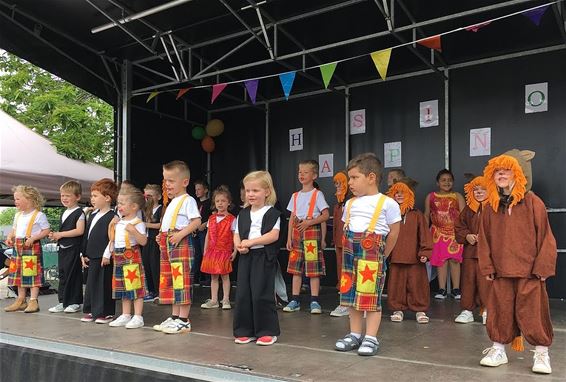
[201,135,215,153]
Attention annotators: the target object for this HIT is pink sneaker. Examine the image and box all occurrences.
[80,314,93,322]
[235,336,257,344]
[256,336,277,346]
[95,315,114,324]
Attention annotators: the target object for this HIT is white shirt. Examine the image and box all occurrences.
[286,189,329,219]
[235,206,281,249]
[13,211,49,238]
[152,205,161,215]
[160,194,200,232]
[341,194,401,235]
[103,218,146,259]
[61,206,85,224]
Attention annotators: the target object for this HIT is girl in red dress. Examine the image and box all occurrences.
[200,186,237,310]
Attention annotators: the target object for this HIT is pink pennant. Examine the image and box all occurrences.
[465,21,491,33]
[211,83,228,104]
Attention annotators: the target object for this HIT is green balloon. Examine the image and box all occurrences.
[192,126,205,140]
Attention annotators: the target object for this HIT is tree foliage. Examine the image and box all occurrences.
[0,51,114,168]
[0,207,62,231]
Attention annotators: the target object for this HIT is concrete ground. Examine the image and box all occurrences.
[1,281,565,381]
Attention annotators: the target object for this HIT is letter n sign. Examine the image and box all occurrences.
[469,128,491,157]
[289,128,303,151]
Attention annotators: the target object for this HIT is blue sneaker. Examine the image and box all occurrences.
[310,301,322,314]
[143,293,156,303]
[283,300,300,312]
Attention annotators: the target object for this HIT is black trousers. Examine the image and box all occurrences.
[57,246,83,306]
[233,248,280,338]
[141,238,160,294]
[83,258,115,317]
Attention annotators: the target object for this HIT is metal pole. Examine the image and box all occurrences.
[92,0,195,33]
[345,87,350,166]
[206,111,212,187]
[121,60,132,181]
[265,103,270,170]
[444,69,450,170]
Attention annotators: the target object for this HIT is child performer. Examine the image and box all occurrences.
[284,160,330,314]
[49,181,85,313]
[4,185,50,313]
[106,186,148,329]
[424,169,465,299]
[81,178,118,323]
[478,152,557,374]
[141,184,163,302]
[335,153,401,356]
[330,170,352,317]
[386,168,405,187]
[233,171,282,346]
[200,185,237,310]
[153,161,201,334]
[454,176,489,324]
[386,178,432,324]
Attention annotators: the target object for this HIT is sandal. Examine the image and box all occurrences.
[358,337,380,356]
[334,334,361,352]
[416,312,429,324]
[390,311,404,322]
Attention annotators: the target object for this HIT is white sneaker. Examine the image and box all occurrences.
[125,315,144,329]
[480,347,508,367]
[455,310,474,323]
[64,304,81,313]
[482,310,487,325]
[48,303,64,313]
[108,314,132,327]
[532,350,552,374]
[330,305,349,317]
[152,317,173,332]
[162,318,191,334]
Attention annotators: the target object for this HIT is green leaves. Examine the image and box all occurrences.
[0,51,114,168]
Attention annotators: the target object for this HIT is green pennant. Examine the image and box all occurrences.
[319,62,338,89]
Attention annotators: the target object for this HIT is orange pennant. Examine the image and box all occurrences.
[176,87,191,100]
[418,35,442,52]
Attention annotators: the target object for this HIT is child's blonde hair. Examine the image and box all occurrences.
[119,186,146,211]
[60,180,82,197]
[144,184,162,198]
[242,171,277,207]
[12,185,45,210]
[163,160,190,179]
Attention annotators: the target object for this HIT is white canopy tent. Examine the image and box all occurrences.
[0,110,114,205]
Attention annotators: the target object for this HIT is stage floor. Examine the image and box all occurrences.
[1,285,565,381]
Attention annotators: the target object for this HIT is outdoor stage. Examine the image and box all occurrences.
[1,286,565,382]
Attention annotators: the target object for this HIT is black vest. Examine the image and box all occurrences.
[146,205,163,239]
[237,206,281,258]
[59,208,85,248]
[82,210,116,259]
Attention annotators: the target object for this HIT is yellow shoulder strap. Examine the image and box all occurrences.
[367,194,387,234]
[22,210,40,238]
[169,194,189,230]
[344,197,357,228]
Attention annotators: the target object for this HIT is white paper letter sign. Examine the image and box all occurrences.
[420,100,439,128]
[470,128,491,157]
[318,154,334,178]
[384,142,402,168]
[349,109,366,135]
[525,83,548,113]
[289,128,303,151]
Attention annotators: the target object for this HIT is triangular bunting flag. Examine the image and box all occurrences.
[319,62,338,89]
[418,35,442,52]
[370,49,392,80]
[465,21,491,32]
[146,91,159,103]
[244,79,259,104]
[176,87,191,100]
[279,71,296,100]
[211,83,228,104]
[523,6,549,26]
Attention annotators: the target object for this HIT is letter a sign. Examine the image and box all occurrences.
[469,128,491,157]
[318,154,334,178]
[289,128,303,151]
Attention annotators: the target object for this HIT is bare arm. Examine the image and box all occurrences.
[241,229,280,248]
[456,192,466,212]
[51,219,86,240]
[383,222,400,258]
